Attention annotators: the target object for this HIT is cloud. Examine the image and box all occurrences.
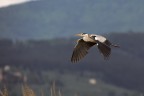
[0,0,36,8]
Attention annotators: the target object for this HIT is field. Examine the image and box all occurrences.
[0,69,141,96]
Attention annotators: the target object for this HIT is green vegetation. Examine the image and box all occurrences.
[0,0,144,39]
[0,70,142,96]
[0,32,144,96]
[0,0,144,95]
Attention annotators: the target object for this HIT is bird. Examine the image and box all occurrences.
[71,33,119,63]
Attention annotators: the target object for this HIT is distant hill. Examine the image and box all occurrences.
[0,0,144,39]
[0,32,144,92]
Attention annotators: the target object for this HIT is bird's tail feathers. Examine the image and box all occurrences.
[111,44,120,48]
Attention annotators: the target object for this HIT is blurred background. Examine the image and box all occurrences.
[0,0,144,96]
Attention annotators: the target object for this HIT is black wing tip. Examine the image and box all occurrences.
[71,59,78,63]
[97,42,111,60]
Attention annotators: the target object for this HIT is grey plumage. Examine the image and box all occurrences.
[71,33,119,63]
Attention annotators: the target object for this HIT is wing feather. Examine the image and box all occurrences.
[71,39,96,63]
[97,41,111,59]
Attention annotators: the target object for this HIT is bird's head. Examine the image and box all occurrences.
[75,33,87,37]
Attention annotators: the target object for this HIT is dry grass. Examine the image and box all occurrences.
[22,84,36,96]
[0,81,68,96]
[50,81,62,96]
[0,86,8,96]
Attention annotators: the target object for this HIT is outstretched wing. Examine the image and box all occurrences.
[97,41,111,59]
[71,39,96,63]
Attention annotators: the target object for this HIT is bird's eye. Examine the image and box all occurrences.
[92,36,96,38]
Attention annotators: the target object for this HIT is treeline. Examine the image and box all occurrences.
[0,32,144,91]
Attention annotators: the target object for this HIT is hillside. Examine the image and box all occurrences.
[0,0,144,39]
[0,32,144,93]
[0,70,141,96]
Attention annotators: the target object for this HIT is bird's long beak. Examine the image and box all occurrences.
[75,33,82,36]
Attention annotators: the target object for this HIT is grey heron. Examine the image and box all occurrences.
[71,33,119,63]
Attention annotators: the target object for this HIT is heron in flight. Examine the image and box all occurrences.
[71,33,119,63]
